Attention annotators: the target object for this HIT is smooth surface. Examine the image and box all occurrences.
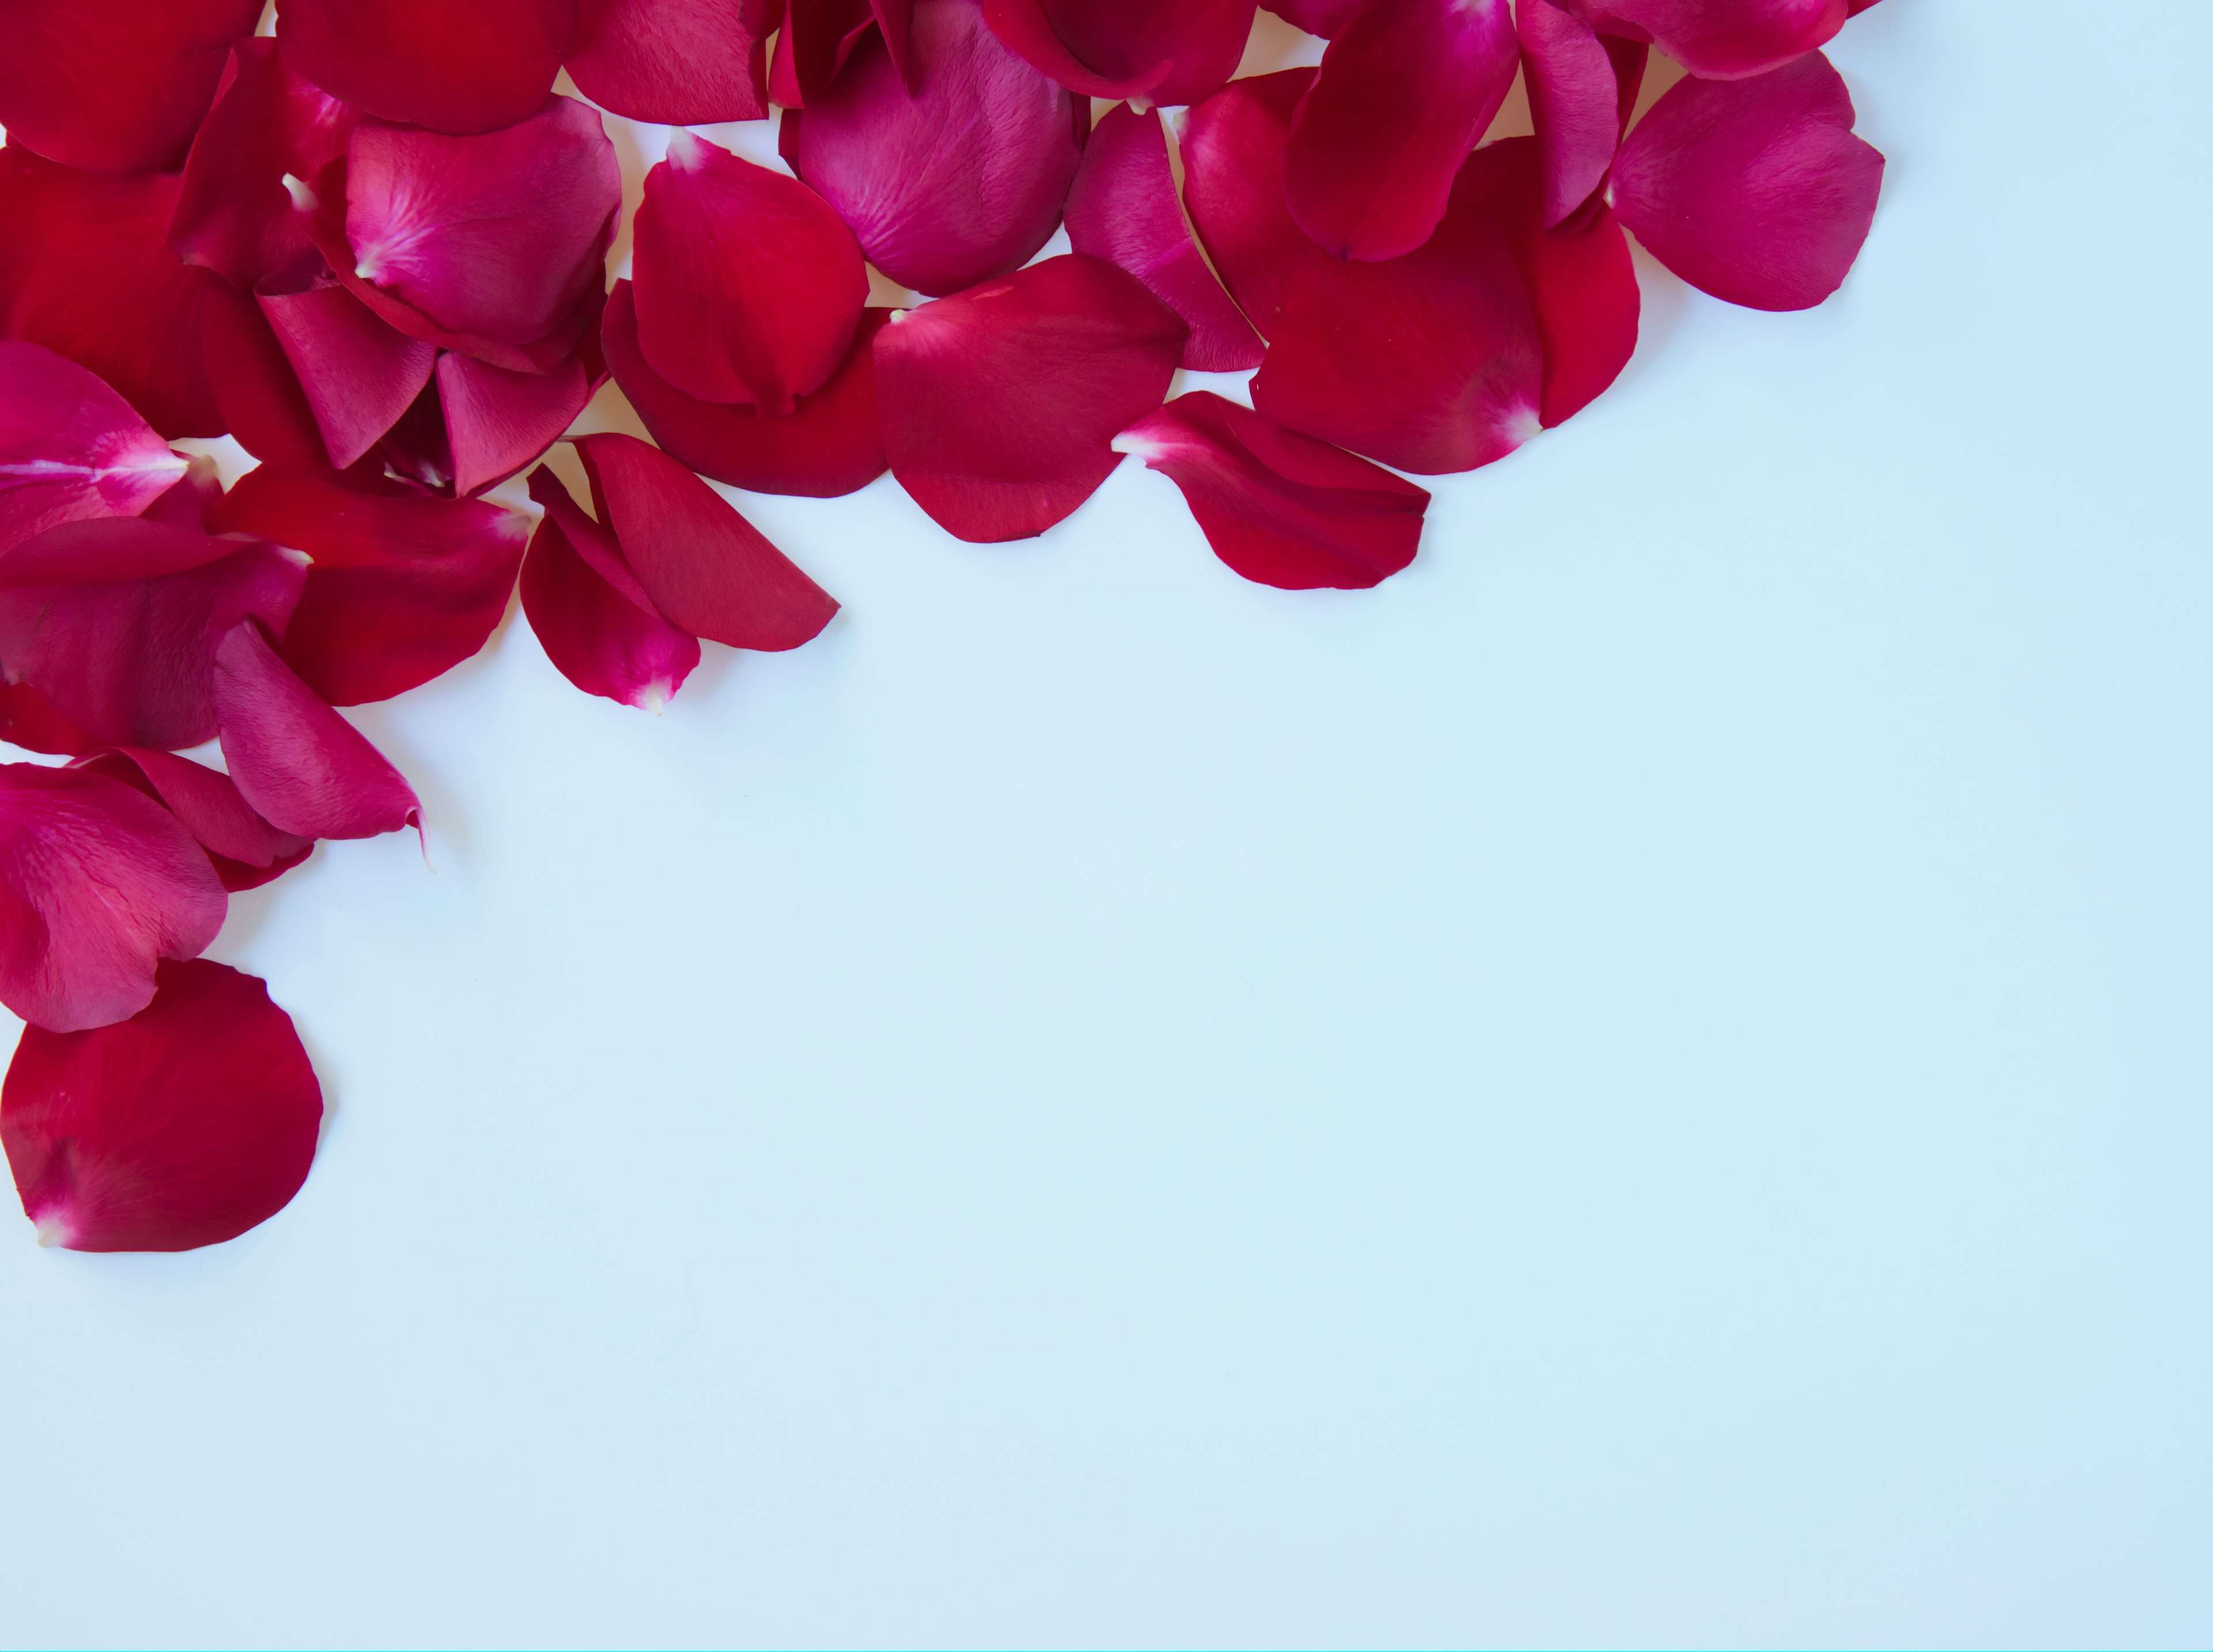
[2,2,2210,1646]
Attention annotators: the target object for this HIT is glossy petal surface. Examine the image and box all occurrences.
[522,467,700,709]
[567,0,772,123]
[1555,0,1846,79]
[277,0,579,134]
[1179,68,1319,337]
[0,344,189,557]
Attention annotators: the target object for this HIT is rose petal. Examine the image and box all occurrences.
[991,0,1252,106]
[1553,0,1846,80]
[0,342,190,557]
[257,282,439,472]
[276,0,578,134]
[775,0,892,105]
[1262,0,1361,36]
[571,433,840,651]
[980,0,1168,101]
[436,351,592,498]
[2,959,321,1251]
[208,466,530,705]
[520,466,700,710]
[604,282,890,499]
[1177,67,1319,338]
[1114,392,1430,591]
[1611,51,1884,311]
[874,254,1185,543]
[197,281,334,472]
[1064,104,1264,373]
[71,747,312,893]
[0,0,263,175]
[1519,0,1647,227]
[0,764,226,1034]
[0,685,93,759]
[787,0,1085,297]
[142,454,226,533]
[566,0,773,124]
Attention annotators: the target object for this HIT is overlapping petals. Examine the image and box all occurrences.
[567,0,775,125]
[1553,0,1846,80]
[71,748,312,893]
[982,0,1255,106]
[0,345,190,556]
[276,0,577,135]
[1177,69,1319,338]
[1518,0,1647,227]
[522,466,703,710]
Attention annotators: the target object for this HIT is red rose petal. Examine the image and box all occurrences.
[1611,51,1884,312]
[874,254,1185,543]
[1177,67,1319,338]
[980,0,1169,101]
[1284,0,1520,262]
[71,748,312,894]
[521,466,701,710]
[1065,104,1264,373]
[436,351,593,499]
[142,454,227,534]
[603,282,890,499]
[1114,391,1430,591]
[1554,0,1845,80]
[571,433,840,651]
[787,0,1085,297]
[0,343,190,557]
[1519,0,1647,228]
[276,0,578,135]
[257,282,440,473]
[0,764,226,1034]
[990,0,1253,105]
[566,0,773,124]
[776,0,909,105]
[0,0,263,175]
[197,281,335,472]
[632,131,868,415]
[2,959,322,1251]
[0,685,93,759]
[1262,0,1361,37]
[209,466,530,706]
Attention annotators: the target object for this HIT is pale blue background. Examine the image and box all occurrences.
[1,1,2207,1646]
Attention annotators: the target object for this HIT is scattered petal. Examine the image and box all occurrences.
[521,466,700,709]
[0,343,189,557]
[71,748,312,893]
[436,351,593,498]
[142,453,227,533]
[776,0,898,105]
[257,281,439,472]
[0,683,93,759]
[567,0,773,124]
[276,0,579,134]
[984,0,1256,105]
[1555,0,1847,80]
[1519,0,1647,227]
[197,279,335,472]
[1177,67,1320,338]
[1262,0,1361,37]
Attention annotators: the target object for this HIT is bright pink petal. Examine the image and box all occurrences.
[567,0,772,123]
[603,282,889,499]
[1554,0,1845,79]
[1252,158,1543,474]
[72,748,312,893]
[1177,67,1320,337]
[197,281,336,472]
[0,150,222,440]
[571,434,840,651]
[1284,0,1519,262]
[987,0,1253,105]
[874,254,1185,543]
[521,467,700,710]
[1520,0,1647,227]
[0,0,262,175]
[0,764,226,1034]
[788,0,1085,297]
[2,959,320,1250]
[1115,392,1429,591]
[436,351,592,498]
[276,0,578,134]
[0,343,190,557]
[632,132,867,415]
[257,282,439,472]
[1065,104,1263,373]
[208,467,530,706]
[0,520,308,750]
[1611,51,1883,311]
[1263,0,1361,36]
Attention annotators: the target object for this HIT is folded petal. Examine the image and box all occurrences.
[208,467,530,705]
[874,254,1185,542]
[604,282,890,499]
[521,467,700,709]
[0,0,263,175]
[71,748,312,893]
[436,351,592,498]
[276,0,579,134]
[197,281,335,472]
[0,343,190,557]
[1519,0,1647,228]
[1115,392,1429,591]
[258,282,440,472]
[774,0,888,105]
[984,0,1254,104]
[571,434,839,651]
[567,0,773,123]
[1264,0,1361,33]
[1177,67,1319,337]
[1065,104,1264,373]
[1611,52,1883,311]
[787,0,1085,297]
[2,959,321,1251]
[0,764,226,1034]
[0,150,222,440]
[142,454,226,533]
[1553,0,1846,80]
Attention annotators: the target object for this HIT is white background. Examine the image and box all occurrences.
[3,1,2210,1645]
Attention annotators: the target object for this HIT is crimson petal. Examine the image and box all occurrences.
[143,455,226,534]
[258,282,439,472]
[197,282,337,473]
[1519,0,1647,228]
[276,0,578,135]
[521,467,700,710]
[436,352,592,499]
[990,0,1253,105]
[775,0,892,105]
[567,0,773,124]
[1263,0,1361,36]
[1553,0,1845,80]
[0,686,93,759]
[1177,68,1319,338]
[71,748,312,893]
[0,343,190,557]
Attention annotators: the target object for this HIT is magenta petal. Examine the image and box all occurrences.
[197,282,338,473]
[0,343,190,557]
[0,764,226,1034]
[1520,0,1646,227]
[567,0,772,124]
[1611,52,1883,312]
[1065,104,1264,373]
[776,0,884,105]
[436,351,592,498]
[1284,0,1519,262]
[3,959,320,1250]
[276,0,578,134]
[981,0,1172,101]
[257,283,439,472]
[142,455,227,534]
[991,0,1252,105]
[1116,392,1429,591]
[632,132,867,414]
[1178,68,1319,338]
[522,467,700,709]
[874,255,1185,543]
[1263,0,1361,36]
[571,433,840,651]
[1554,0,1845,80]
[72,748,312,893]
[789,0,1085,298]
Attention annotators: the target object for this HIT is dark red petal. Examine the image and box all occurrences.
[632,131,867,415]
[874,254,1185,543]
[0,764,226,1034]
[169,39,357,293]
[71,748,312,893]
[1177,67,1319,337]
[1520,0,1646,227]
[789,0,1085,297]
[436,351,592,498]
[198,281,334,471]
[1847,0,1881,13]
[0,150,222,440]
[521,467,700,710]
[1115,392,1429,591]
[773,0,883,105]
[1263,0,1361,36]
[571,433,839,651]
[1611,52,1883,311]
[1252,158,1543,474]
[0,521,308,750]
[0,343,190,557]
[275,0,578,134]
[142,454,226,532]
[981,0,1168,101]
[0,685,94,759]
[985,0,1253,105]
[2,959,320,1251]
[1554,0,1845,79]
[258,283,439,472]
[209,466,530,705]
[1064,104,1263,373]
[566,0,773,124]
[0,0,262,175]
[604,282,889,499]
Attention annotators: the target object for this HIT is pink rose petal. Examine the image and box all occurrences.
[1519,0,1647,227]
[0,343,190,558]
[521,466,701,710]
[277,0,578,135]
[566,0,773,124]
